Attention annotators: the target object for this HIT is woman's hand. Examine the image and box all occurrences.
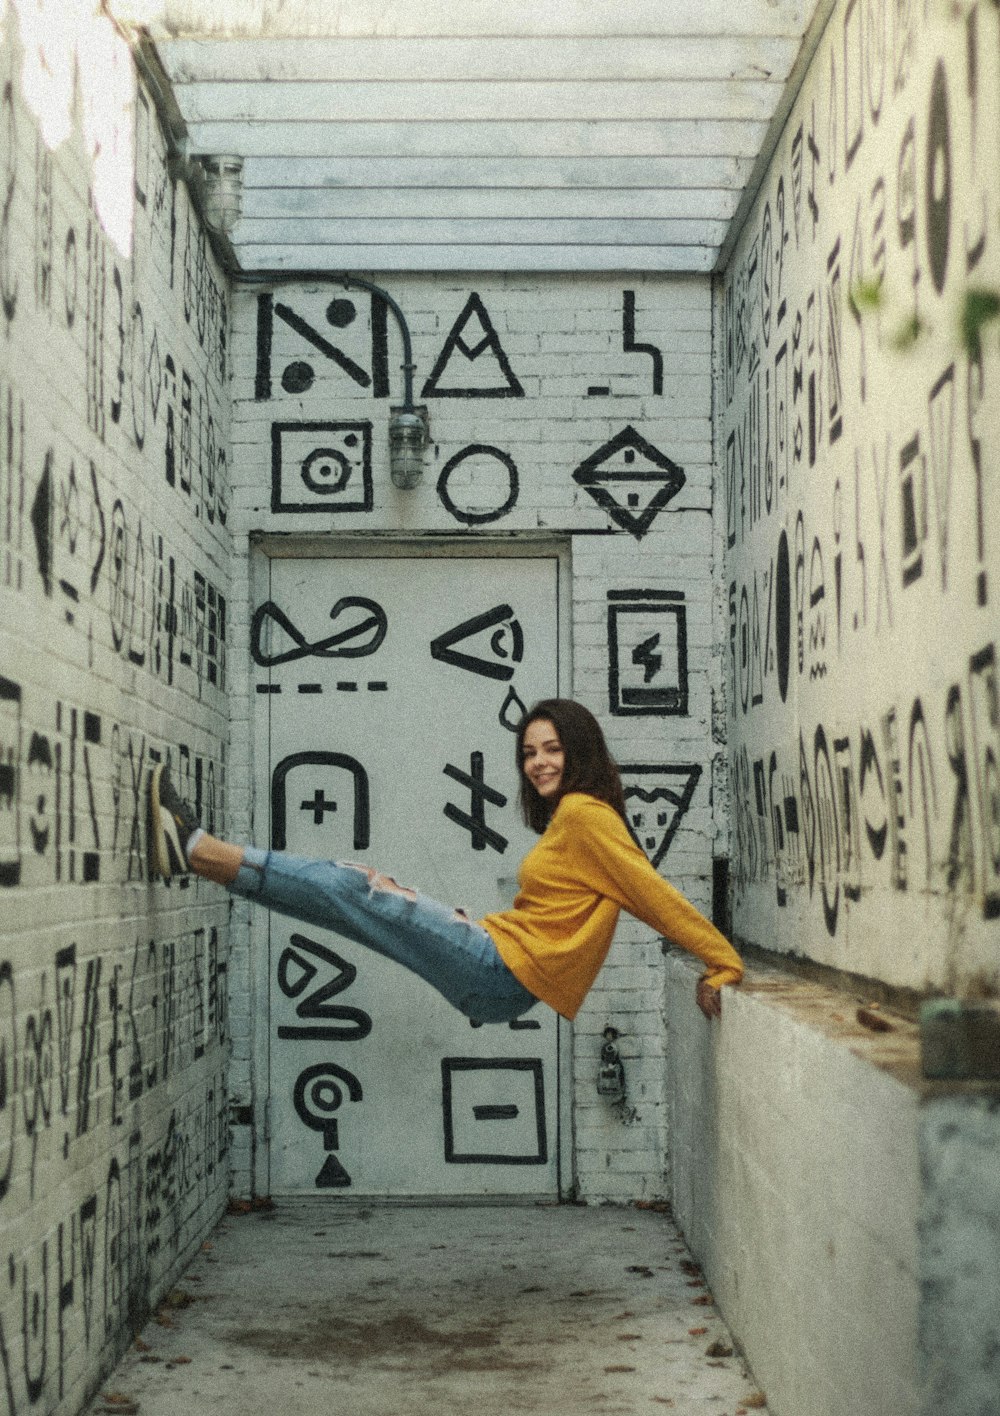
[696,977,722,1020]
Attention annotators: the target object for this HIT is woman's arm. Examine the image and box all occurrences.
[568,796,743,1009]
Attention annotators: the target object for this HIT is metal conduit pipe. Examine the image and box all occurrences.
[233,270,429,488]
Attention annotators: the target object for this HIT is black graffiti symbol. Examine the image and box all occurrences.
[607,590,688,716]
[293,1061,362,1189]
[431,604,524,682]
[443,753,509,854]
[622,290,664,394]
[421,292,525,399]
[775,528,792,703]
[0,676,22,886]
[271,753,370,851]
[257,294,371,397]
[436,444,520,526]
[621,765,702,869]
[441,1057,547,1165]
[251,596,387,667]
[573,426,686,540]
[277,933,373,1041]
[926,59,951,295]
[271,421,373,514]
[499,685,528,734]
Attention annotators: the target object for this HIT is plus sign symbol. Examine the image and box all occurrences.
[443,752,509,854]
[301,789,338,825]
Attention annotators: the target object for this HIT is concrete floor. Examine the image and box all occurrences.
[84,1200,769,1416]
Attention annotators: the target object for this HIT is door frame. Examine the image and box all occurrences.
[247,534,575,1199]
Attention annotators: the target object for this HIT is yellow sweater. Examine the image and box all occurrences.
[480,792,743,1020]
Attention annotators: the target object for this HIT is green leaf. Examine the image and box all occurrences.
[961,286,1000,362]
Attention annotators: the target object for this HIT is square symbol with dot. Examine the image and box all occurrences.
[271,421,373,514]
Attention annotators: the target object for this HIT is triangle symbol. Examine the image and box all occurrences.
[573,426,685,539]
[315,1152,352,1189]
[421,293,525,399]
[622,766,702,867]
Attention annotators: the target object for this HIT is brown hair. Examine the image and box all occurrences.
[516,699,627,833]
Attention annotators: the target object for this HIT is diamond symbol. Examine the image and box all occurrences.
[572,426,686,539]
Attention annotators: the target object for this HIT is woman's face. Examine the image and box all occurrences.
[521,718,566,800]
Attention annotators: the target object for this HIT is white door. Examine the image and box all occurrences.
[252,552,565,1196]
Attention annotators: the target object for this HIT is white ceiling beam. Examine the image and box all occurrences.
[232,217,732,246]
[120,0,816,41]
[240,186,743,221]
[176,79,782,124]
[159,35,800,84]
[233,242,719,273]
[186,118,769,160]
[241,155,753,189]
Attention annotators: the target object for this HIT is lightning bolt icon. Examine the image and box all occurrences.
[632,633,662,684]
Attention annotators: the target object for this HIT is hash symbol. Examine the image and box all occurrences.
[443,752,509,854]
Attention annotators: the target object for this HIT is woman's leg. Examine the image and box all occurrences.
[150,766,536,1023]
[226,845,537,1023]
[188,833,244,885]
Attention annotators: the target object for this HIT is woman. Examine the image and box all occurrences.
[150,699,742,1023]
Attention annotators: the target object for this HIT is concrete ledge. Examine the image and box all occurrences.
[664,951,924,1416]
[663,951,1000,1416]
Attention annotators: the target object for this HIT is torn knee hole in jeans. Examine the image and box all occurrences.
[345,862,417,902]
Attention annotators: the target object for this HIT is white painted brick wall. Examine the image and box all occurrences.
[719,0,1000,995]
[228,271,722,1203]
[0,11,232,1413]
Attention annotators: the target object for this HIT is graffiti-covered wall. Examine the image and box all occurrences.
[720,0,1000,993]
[228,273,718,1200]
[0,6,231,1411]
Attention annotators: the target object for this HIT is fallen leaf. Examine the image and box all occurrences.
[226,1199,253,1215]
[626,1265,655,1278]
[680,1260,702,1277]
[133,1339,150,1353]
[604,1365,636,1374]
[617,1333,642,1341]
[742,1394,768,1409]
[164,1290,195,1309]
[706,1340,734,1358]
[174,1356,192,1365]
[690,1294,713,1306]
[201,1242,214,1251]
[688,1327,708,1336]
[857,1006,893,1033]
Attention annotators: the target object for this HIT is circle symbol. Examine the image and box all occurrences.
[282,360,314,394]
[301,447,352,495]
[437,444,519,526]
[327,298,356,328]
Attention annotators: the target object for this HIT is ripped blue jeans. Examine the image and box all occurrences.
[229,846,539,1024]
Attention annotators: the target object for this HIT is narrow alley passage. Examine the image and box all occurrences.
[83,1202,769,1416]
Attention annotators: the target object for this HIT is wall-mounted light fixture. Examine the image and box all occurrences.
[388,407,429,489]
[198,155,243,236]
